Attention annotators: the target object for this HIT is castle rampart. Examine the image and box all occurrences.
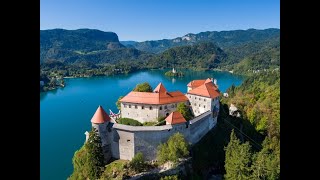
[101,111,216,161]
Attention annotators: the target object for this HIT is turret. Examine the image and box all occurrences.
[90,105,112,162]
[91,105,111,146]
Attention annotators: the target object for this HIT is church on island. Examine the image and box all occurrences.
[87,78,221,162]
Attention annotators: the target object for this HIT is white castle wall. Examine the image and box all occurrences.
[187,94,214,116]
[120,101,188,123]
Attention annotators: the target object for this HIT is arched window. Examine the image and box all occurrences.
[159,106,162,110]
[142,106,144,109]
[135,105,137,109]
[129,105,131,108]
[149,106,153,110]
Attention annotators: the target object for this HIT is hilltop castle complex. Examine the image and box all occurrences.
[87,78,220,162]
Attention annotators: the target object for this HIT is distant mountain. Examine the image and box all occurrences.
[40,29,152,64]
[128,28,280,54]
[120,41,138,46]
[222,36,280,66]
[40,28,280,79]
[146,42,227,70]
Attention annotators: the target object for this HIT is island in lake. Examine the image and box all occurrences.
[165,68,184,77]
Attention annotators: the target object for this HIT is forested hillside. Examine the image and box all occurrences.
[192,71,280,178]
[40,28,280,91]
[146,42,227,70]
[126,28,279,54]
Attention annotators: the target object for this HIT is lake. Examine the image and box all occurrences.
[40,69,244,180]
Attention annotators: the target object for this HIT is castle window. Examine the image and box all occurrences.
[142,106,144,109]
[164,105,167,109]
[149,106,153,110]
[204,99,206,102]
[199,104,201,107]
[129,105,131,108]
[204,105,206,108]
[159,106,162,110]
[135,105,137,109]
[195,97,197,100]
[199,98,201,101]
[127,139,131,142]
[171,104,174,108]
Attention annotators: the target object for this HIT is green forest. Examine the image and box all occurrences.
[40,28,280,91]
[191,71,280,179]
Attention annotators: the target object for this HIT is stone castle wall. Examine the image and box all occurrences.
[101,111,217,161]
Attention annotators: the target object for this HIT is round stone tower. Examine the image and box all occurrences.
[90,105,112,163]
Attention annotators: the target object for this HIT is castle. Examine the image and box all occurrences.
[87,78,220,162]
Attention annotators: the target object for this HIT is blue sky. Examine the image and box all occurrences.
[40,0,280,41]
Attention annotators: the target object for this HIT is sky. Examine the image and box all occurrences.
[40,0,280,42]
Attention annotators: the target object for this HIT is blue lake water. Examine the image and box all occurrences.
[40,70,244,180]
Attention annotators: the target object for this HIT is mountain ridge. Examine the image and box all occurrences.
[120,28,280,53]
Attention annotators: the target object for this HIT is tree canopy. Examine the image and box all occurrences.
[157,132,189,164]
[68,128,105,180]
[133,82,153,92]
[177,102,194,121]
[224,130,252,180]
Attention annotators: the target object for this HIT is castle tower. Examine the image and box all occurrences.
[91,105,112,163]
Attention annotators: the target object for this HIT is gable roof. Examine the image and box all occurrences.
[153,82,167,93]
[187,79,207,88]
[120,83,188,105]
[187,81,220,98]
[165,111,187,125]
[91,105,111,124]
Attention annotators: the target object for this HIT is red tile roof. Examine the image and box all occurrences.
[120,83,188,105]
[187,79,207,88]
[153,82,167,93]
[165,111,187,125]
[187,81,220,98]
[204,78,212,84]
[91,105,111,124]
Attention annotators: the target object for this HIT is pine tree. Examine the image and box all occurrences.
[224,129,252,180]
[69,128,105,180]
[251,137,280,180]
